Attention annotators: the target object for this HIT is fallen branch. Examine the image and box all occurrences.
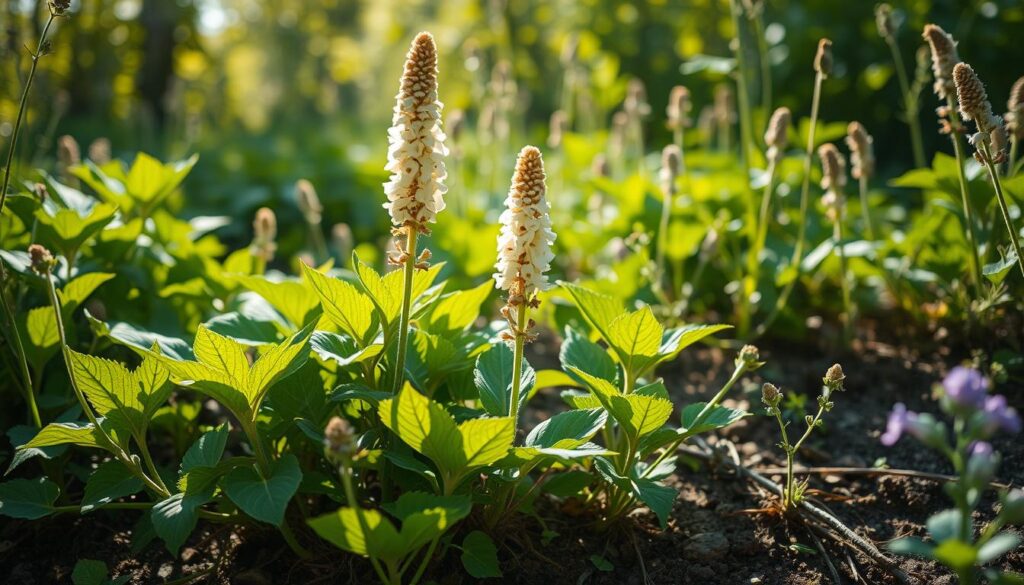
[682,439,913,584]
[753,465,1012,491]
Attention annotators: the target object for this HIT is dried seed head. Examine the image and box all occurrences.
[383,32,448,232]
[923,24,959,100]
[49,0,69,15]
[252,207,277,262]
[625,78,650,118]
[592,154,610,178]
[1006,76,1024,140]
[818,143,846,193]
[548,110,568,149]
[954,63,1008,163]
[813,39,833,77]
[764,107,791,165]
[324,416,357,462]
[295,179,323,225]
[761,382,782,407]
[88,138,111,165]
[659,145,682,196]
[875,4,895,40]
[845,122,875,180]
[494,146,556,299]
[57,135,80,169]
[824,363,846,389]
[29,244,55,275]
[666,85,692,130]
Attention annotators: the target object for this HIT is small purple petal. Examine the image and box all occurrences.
[984,395,1022,434]
[881,403,911,446]
[942,366,988,409]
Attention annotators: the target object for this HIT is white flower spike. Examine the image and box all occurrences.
[495,146,556,301]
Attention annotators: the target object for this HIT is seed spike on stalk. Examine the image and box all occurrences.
[954,62,1008,164]
[1007,76,1024,140]
[813,38,833,78]
[764,107,791,165]
[845,122,875,180]
[922,24,959,100]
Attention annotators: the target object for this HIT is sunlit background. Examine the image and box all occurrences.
[2,0,1023,265]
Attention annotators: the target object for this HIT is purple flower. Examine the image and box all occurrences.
[968,441,993,457]
[982,394,1022,434]
[881,403,917,446]
[966,441,998,485]
[942,366,988,409]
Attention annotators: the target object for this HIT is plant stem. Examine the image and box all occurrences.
[834,215,853,346]
[979,141,1024,279]
[740,160,778,336]
[508,302,528,430]
[138,434,171,495]
[0,13,57,222]
[391,228,419,394]
[752,13,772,131]
[784,403,826,509]
[858,175,874,241]
[655,173,673,299]
[886,37,926,169]
[53,502,154,513]
[0,281,39,426]
[946,98,986,294]
[407,536,440,585]
[755,70,824,338]
[339,462,390,583]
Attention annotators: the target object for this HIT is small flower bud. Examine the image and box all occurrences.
[667,85,692,130]
[28,244,55,275]
[845,122,875,180]
[922,24,959,100]
[875,4,896,40]
[624,78,650,118]
[818,144,846,192]
[761,383,782,409]
[942,366,988,410]
[813,39,833,77]
[736,344,763,370]
[324,416,357,463]
[659,145,682,196]
[49,0,70,15]
[89,138,112,165]
[965,441,998,487]
[251,207,277,263]
[823,363,845,389]
[295,179,323,225]
[764,107,791,165]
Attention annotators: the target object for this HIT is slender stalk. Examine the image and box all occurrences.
[886,37,926,169]
[508,302,528,429]
[783,403,827,509]
[752,13,772,129]
[1010,138,1020,174]
[0,284,39,426]
[755,71,824,337]
[945,98,986,294]
[407,536,440,585]
[740,160,778,336]
[979,141,1024,279]
[339,462,390,584]
[834,217,853,345]
[655,175,673,297]
[858,175,874,240]
[53,502,154,513]
[391,228,419,393]
[138,435,171,495]
[0,13,57,221]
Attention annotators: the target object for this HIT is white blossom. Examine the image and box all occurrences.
[494,146,556,298]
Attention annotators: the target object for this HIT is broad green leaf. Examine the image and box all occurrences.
[181,425,229,473]
[299,264,375,341]
[933,539,978,570]
[81,460,144,513]
[100,320,193,361]
[570,368,671,441]
[23,306,60,360]
[525,409,607,450]
[308,507,405,561]
[60,273,116,313]
[422,281,492,335]
[658,324,732,362]
[405,329,465,392]
[474,343,535,417]
[680,403,749,435]
[558,281,624,343]
[379,387,463,479]
[67,350,171,440]
[459,417,515,467]
[977,533,1021,564]
[245,322,315,409]
[34,203,117,253]
[592,458,676,528]
[535,369,581,390]
[309,331,382,368]
[236,274,321,329]
[204,312,280,346]
[222,454,302,526]
[461,531,502,578]
[6,425,68,473]
[542,470,594,497]
[983,253,1020,285]
[21,421,106,450]
[607,307,663,376]
[0,478,61,519]
[559,327,617,386]
[150,489,212,556]
[70,559,120,585]
[354,258,443,324]
[928,509,964,543]
[193,327,249,385]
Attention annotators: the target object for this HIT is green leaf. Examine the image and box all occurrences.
[422,281,492,335]
[461,531,502,578]
[978,533,1021,564]
[933,539,978,570]
[245,322,316,409]
[101,320,193,360]
[60,273,116,313]
[460,417,515,467]
[607,307,663,377]
[71,559,114,585]
[542,470,594,497]
[0,477,61,519]
[405,329,465,392]
[21,421,106,450]
[6,425,67,473]
[680,403,749,435]
[204,312,280,346]
[590,554,614,572]
[34,203,117,254]
[299,264,375,342]
[81,460,144,513]
[558,281,624,346]
[309,507,404,560]
[658,324,732,362]
[222,454,302,526]
[310,331,383,368]
[569,368,672,441]
[181,425,229,473]
[559,327,617,386]
[928,509,964,543]
[525,409,607,450]
[354,257,443,325]
[474,343,535,417]
[887,536,934,558]
[235,274,321,329]
[67,350,171,440]
[150,489,212,556]
[983,252,1020,285]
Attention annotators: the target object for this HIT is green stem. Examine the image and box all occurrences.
[886,38,925,169]
[834,213,853,346]
[979,141,1024,279]
[508,302,528,430]
[137,434,171,495]
[339,463,389,582]
[740,160,778,336]
[391,228,419,394]
[946,97,986,294]
[407,536,440,585]
[755,70,824,338]
[0,279,39,426]
[752,13,772,132]
[0,13,57,222]
[785,403,826,509]
[53,502,153,513]
[655,175,673,298]
[858,175,874,241]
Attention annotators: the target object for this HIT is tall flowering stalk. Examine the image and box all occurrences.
[756,39,830,338]
[495,146,555,429]
[655,145,681,299]
[845,122,876,240]
[666,85,692,156]
[876,4,925,168]
[740,107,789,336]
[1006,76,1024,171]
[819,144,853,344]
[295,179,329,263]
[384,32,448,393]
[924,24,985,295]
[954,63,1024,279]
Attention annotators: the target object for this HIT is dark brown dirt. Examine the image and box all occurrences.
[2,320,1022,584]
